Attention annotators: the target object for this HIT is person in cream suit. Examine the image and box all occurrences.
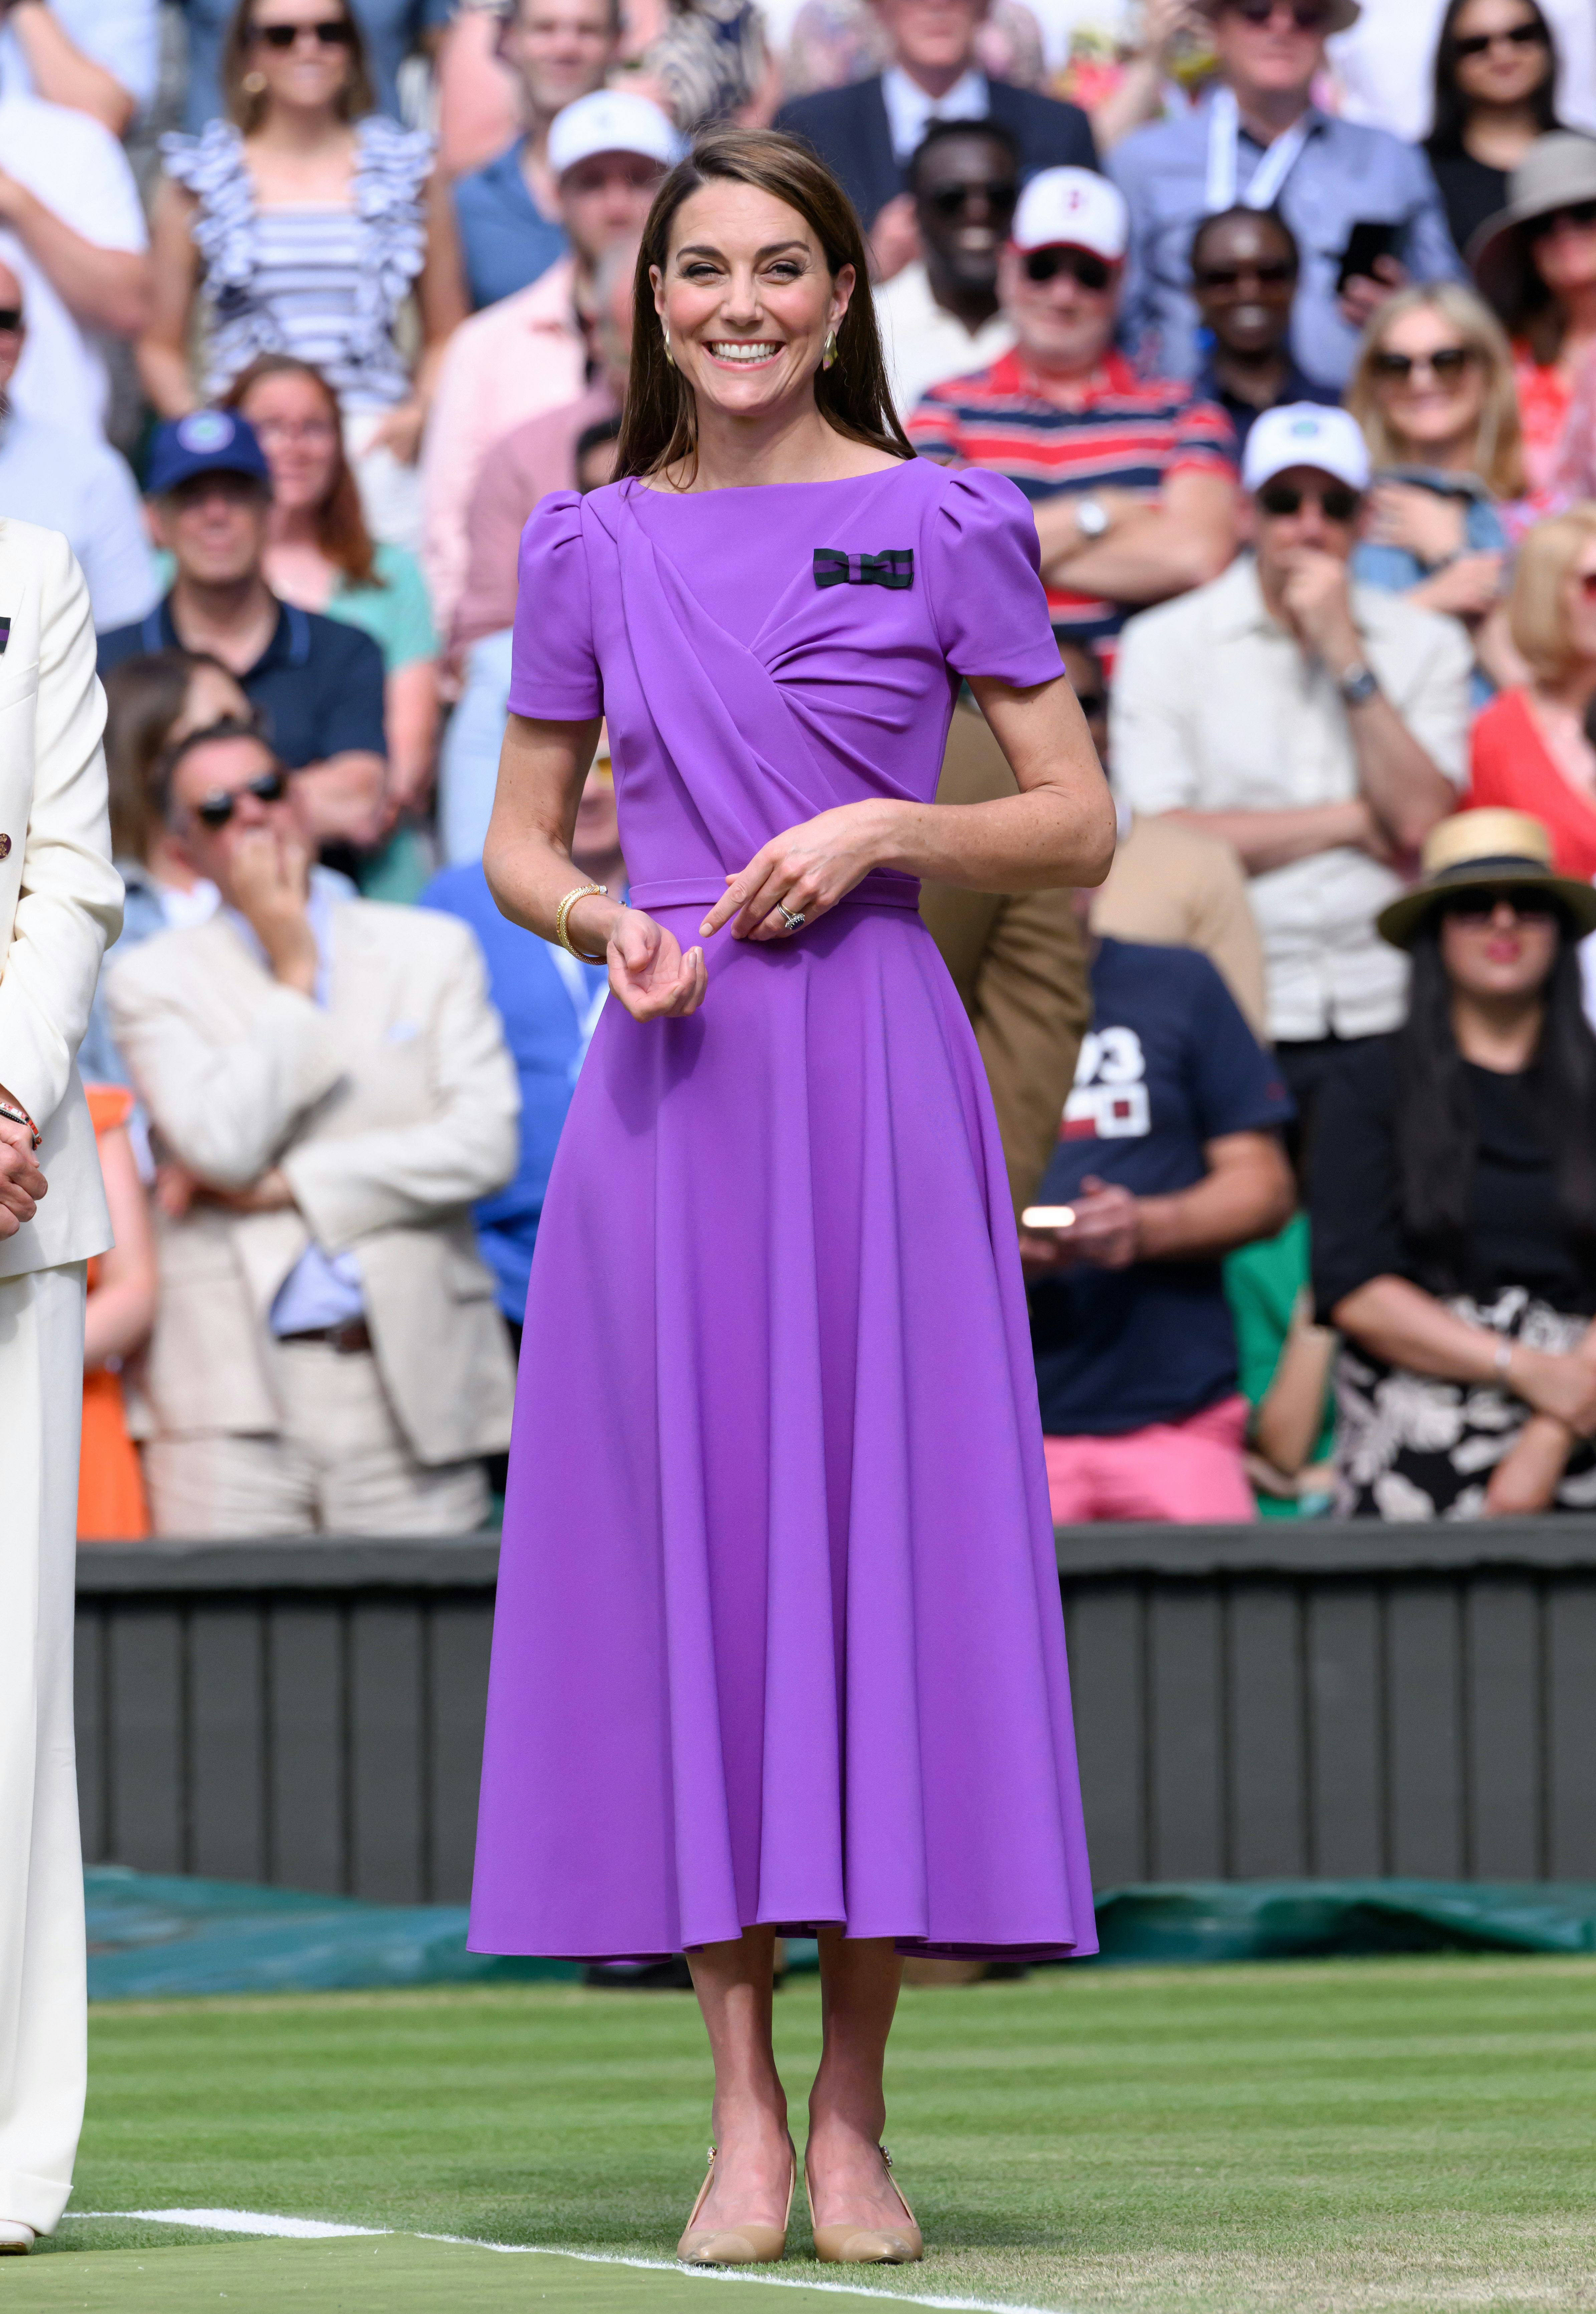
[0,522,123,2254]
[105,720,519,1537]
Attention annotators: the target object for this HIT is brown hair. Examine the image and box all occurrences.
[220,0,374,133]
[225,353,382,588]
[615,128,913,483]
[1509,503,1596,678]
[102,651,256,861]
[1346,282,1527,501]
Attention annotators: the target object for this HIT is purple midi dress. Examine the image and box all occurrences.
[468,454,1098,1962]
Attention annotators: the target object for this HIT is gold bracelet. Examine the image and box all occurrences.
[554,882,609,962]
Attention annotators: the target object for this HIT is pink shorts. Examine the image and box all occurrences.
[1043,1394,1256,1525]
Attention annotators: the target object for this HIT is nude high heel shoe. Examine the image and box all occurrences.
[676,2134,796,2265]
[807,2144,923,2264]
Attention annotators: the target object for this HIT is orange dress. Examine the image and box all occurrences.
[77,1084,150,1542]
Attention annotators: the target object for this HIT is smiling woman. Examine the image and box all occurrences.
[469,125,1113,2279]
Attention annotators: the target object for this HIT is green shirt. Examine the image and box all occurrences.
[1223,1212,1336,1519]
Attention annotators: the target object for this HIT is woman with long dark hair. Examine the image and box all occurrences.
[1426,0,1563,256]
[469,127,1112,2264]
[1311,808,1596,1519]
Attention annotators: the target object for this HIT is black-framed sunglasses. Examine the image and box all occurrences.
[1258,480,1364,521]
[251,18,356,47]
[1526,196,1596,240]
[194,767,289,829]
[1193,258,1296,291]
[1023,245,1115,291]
[1439,887,1558,924]
[0,308,22,334]
[1232,0,1333,28]
[928,179,1019,217]
[1454,19,1548,54]
[1369,344,1478,382]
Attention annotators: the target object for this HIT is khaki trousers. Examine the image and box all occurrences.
[0,1263,87,2236]
[145,1337,488,1538]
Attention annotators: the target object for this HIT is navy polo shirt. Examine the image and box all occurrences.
[1028,938,1293,1437]
[452,139,569,311]
[97,594,387,769]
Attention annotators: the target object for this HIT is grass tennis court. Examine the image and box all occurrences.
[27,1955,1596,2311]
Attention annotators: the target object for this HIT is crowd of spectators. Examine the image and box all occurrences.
[17,0,1596,1534]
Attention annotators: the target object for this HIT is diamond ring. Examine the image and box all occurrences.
[777,905,805,931]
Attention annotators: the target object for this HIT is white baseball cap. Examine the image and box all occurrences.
[547,90,684,180]
[1011,168,1129,264]
[1242,403,1372,496]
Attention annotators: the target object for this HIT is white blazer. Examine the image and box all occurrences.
[0,518,123,1280]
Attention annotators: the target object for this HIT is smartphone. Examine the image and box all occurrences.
[1336,220,1400,295]
[1021,1205,1077,1231]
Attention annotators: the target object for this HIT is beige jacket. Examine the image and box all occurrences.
[1091,811,1269,1041]
[105,899,520,1464]
[0,518,122,1280]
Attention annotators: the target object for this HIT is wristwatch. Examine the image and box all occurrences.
[1337,661,1380,708]
[1074,495,1110,542]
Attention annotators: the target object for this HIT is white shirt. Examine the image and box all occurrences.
[874,261,1017,415]
[1328,0,1596,143]
[0,95,149,440]
[0,0,160,118]
[0,411,158,630]
[880,64,990,166]
[1110,556,1472,1044]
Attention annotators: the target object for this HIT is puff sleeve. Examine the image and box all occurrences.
[506,491,603,722]
[921,467,1064,690]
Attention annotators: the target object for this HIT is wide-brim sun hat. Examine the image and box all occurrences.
[1467,132,1596,321]
[1196,0,1361,35]
[1376,807,1596,949]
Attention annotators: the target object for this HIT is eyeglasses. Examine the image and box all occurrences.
[1440,889,1558,924]
[193,767,289,828]
[1368,344,1478,382]
[1023,245,1115,291]
[251,18,356,47]
[1257,480,1363,520]
[1230,0,1333,29]
[1454,19,1548,55]
[0,308,22,334]
[1193,258,1296,291]
[1525,196,1596,241]
[928,180,1019,217]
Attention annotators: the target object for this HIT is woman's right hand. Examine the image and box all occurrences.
[605,905,707,1022]
[1509,1343,1596,1435]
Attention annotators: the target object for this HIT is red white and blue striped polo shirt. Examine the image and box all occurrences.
[907,348,1236,656]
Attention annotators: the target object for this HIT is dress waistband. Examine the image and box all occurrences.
[627,869,923,914]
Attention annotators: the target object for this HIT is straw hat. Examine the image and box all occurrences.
[1196,0,1360,32]
[1376,809,1596,949]
[1468,132,1596,320]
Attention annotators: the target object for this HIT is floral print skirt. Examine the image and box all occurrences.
[1334,1287,1596,1520]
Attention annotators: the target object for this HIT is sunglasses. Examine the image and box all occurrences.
[1369,343,1478,382]
[251,18,355,46]
[1023,245,1115,291]
[0,308,22,334]
[1526,196,1596,240]
[1257,480,1364,521]
[1231,0,1333,28]
[1440,888,1557,924]
[1454,19,1548,53]
[193,767,289,828]
[928,179,1019,217]
[1193,257,1296,291]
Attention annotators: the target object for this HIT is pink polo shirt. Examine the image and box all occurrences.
[421,257,588,637]
[451,379,619,654]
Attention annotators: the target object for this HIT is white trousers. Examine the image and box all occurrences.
[0,1263,87,2235]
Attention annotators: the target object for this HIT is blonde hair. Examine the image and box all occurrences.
[1510,504,1596,679]
[1346,282,1526,502]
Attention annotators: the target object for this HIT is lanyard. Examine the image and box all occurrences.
[1204,86,1314,215]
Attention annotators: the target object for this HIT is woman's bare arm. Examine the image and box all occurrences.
[136,178,202,418]
[1335,1273,1596,1433]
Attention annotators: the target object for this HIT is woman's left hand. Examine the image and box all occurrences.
[1366,482,1467,566]
[700,802,893,942]
[366,399,426,466]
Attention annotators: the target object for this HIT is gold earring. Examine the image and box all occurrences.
[822,328,838,372]
[243,68,267,92]
[662,321,674,369]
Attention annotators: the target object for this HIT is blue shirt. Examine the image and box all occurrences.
[418,861,605,1324]
[452,139,569,311]
[1352,469,1509,710]
[175,0,453,133]
[98,595,386,771]
[1028,938,1294,1437]
[1108,93,1465,388]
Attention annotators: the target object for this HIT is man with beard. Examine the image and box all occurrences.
[875,119,1021,411]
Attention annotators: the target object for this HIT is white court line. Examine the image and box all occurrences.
[76,2210,1069,2313]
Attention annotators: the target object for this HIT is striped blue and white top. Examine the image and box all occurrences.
[161,114,433,413]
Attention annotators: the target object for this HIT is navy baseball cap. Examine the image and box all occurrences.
[147,409,272,497]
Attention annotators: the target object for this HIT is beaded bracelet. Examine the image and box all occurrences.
[0,1096,40,1150]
